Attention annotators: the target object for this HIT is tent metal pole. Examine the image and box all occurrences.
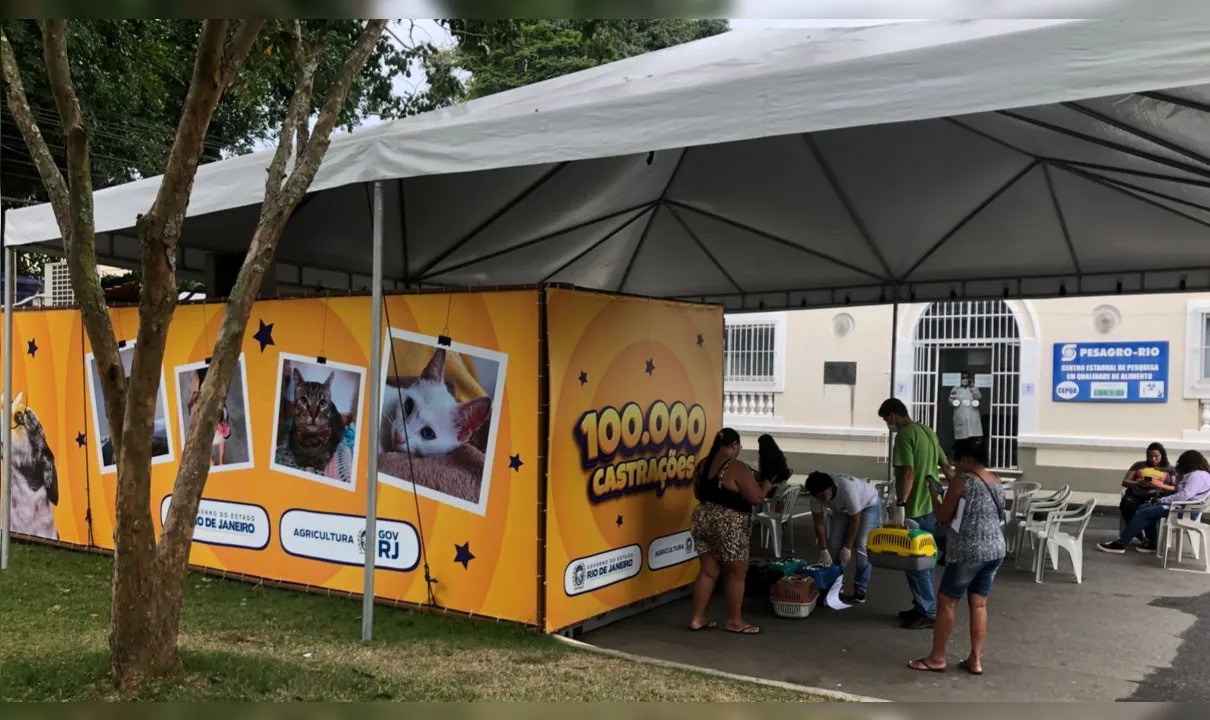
[886,290,900,489]
[2,243,14,569]
[362,180,384,641]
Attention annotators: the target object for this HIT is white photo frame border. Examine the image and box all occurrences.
[269,351,367,493]
[84,341,176,475]
[377,327,509,517]
[172,354,256,474]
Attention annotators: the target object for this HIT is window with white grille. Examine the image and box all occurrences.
[723,312,786,391]
[1183,299,1210,397]
[44,261,74,306]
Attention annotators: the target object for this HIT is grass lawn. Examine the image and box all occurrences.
[0,542,829,701]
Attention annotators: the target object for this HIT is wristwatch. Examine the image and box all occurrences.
[896,501,907,507]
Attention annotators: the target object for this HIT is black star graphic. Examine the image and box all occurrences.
[252,319,275,352]
[578,370,588,386]
[509,454,523,472]
[454,542,475,569]
[616,515,624,527]
[75,432,87,448]
[645,359,655,375]
[26,339,38,357]
[696,333,704,348]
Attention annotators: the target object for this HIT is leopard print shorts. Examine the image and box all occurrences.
[691,502,753,563]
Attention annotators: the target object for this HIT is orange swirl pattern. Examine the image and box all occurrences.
[6,291,540,625]
[544,288,723,632]
[1,309,91,546]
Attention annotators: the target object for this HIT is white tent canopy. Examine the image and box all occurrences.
[9,19,1210,309]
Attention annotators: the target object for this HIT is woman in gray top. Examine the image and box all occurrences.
[909,437,1006,676]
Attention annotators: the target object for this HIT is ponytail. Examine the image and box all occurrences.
[696,427,741,486]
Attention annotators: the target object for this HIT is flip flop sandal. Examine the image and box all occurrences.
[908,658,946,673]
[688,622,717,632]
[726,625,761,635]
[959,659,983,675]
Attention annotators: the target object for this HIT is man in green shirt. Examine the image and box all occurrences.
[879,398,951,629]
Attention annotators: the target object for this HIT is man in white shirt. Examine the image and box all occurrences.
[805,471,883,604]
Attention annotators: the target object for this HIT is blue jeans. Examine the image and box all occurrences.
[939,558,1003,599]
[826,500,883,592]
[1117,502,1167,546]
[905,512,938,618]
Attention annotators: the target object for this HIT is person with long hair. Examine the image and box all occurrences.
[688,428,772,635]
[755,433,792,500]
[755,434,791,484]
[1119,442,1176,533]
[909,437,1005,675]
[1099,449,1210,554]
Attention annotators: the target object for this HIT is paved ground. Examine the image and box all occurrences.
[586,513,1210,701]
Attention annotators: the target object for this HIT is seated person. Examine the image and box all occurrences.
[805,471,883,604]
[755,434,792,500]
[1120,442,1176,530]
[1100,449,1210,554]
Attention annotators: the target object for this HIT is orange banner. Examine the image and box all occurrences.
[1,308,91,547]
[544,288,724,632]
[8,291,539,625]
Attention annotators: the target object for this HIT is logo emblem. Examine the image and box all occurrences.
[1056,381,1080,400]
[1060,344,1077,362]
[358,529,367,555]
[572,562,586,590]
[684,537,694,555]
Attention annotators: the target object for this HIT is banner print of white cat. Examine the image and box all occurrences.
[377,333,507,516]
[3,391,60,540]
[379,348,491,457]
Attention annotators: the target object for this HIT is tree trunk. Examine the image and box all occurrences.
[4,18,385,692]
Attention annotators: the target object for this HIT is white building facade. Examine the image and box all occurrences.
[726,293,1210,493]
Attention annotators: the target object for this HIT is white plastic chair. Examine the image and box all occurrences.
[1004,486,1041,549]
[756,485,801,558]
[1027,498,1096,583]
[1004,481,1041,527]
[1012,485,1071,566]
[1161,497,1210,572]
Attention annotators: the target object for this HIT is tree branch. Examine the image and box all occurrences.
[33,20,127,455]
[282,19,387,204]
[220,20,265,89]
[0,30,69,228]
[160,19,388,554]
[138,19,228,246]
[264,20,319,208]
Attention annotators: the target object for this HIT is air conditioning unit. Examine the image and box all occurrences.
[43,261,74,307]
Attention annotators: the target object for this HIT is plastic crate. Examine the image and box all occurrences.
[868,527,938,572]
[772,597,818,619]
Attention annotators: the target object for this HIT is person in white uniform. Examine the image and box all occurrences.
[949,371,983,441]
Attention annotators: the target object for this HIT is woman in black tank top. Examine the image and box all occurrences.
[689,428,773,635]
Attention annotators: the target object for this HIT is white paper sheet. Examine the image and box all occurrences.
[824,580,851,610]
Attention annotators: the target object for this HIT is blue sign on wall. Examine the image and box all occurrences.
[1052,341,1169,403]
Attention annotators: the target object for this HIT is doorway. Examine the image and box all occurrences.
[911,301,1020,470]
[934,348,992,453]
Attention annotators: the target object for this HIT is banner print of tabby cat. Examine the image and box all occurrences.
[271,354,366,491]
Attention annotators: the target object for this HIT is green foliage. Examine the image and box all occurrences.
[1,19,433,281]
[433,0,732,18]
[429,19,729,101]
[1,20,428,206]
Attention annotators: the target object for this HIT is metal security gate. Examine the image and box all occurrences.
[911,301,1020,470]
